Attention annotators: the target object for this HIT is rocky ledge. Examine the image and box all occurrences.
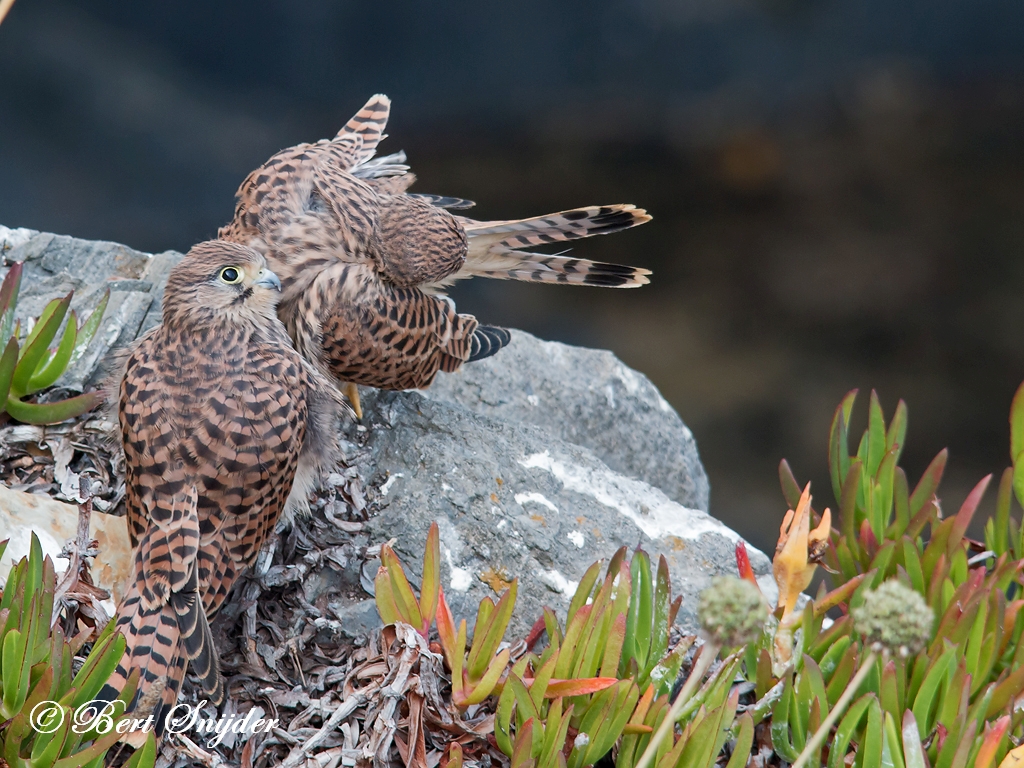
[0,226,774,636]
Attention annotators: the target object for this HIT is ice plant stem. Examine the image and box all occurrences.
[791,650,878,768]
[634,641,721,768]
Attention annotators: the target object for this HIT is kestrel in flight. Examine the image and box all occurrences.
[99,241,345,730]
[219,94,652,416]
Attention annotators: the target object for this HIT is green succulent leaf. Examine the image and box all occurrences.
[866,390,887,479]
[467,581,516,682]
[419,522,440,630]
[30,706,72,767]
[26,311,77,393]
[0,337,19,410]
[567,560,603,628]
[779,459,802,510]
[462,647,510,706]
[882,711,906,768]
[625,549,653,675]
[910,644,957,736]
[988,468,1014,557]
[2,627,28,716]
[878,658,900,723]
[374,565,402,625]
[829,389,858,503]
[909,449,947,517]
[769,674,801,764]
[5,391,103,425]
[122,732,157,768]
[381,545,423,630]
[724,712,754,768]
[1012,379,1024,470]
[599,612,627,680]
[0,263,23,348]
[650,557,672,670]
[4,714,31,768]
[495,675,517,755]
[14,294,71,395]
[886,400,908,461]
[573,680,638,768]
[69,620,123,709]
[68,288,109,368]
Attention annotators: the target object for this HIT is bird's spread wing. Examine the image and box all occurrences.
[333,93,392,170]
[307,160,379,255]
[223,149,382,288]
[217,95,650,395]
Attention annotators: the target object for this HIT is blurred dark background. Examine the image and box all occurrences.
[2,0,1024,553]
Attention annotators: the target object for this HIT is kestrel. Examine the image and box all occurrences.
[99,241,345,730]
[218,94,652,416]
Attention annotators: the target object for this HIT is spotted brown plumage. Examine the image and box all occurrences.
[218,94,652,407]
[100,241,345,731]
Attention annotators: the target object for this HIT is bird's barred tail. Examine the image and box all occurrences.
[468,325,512,362]
[98,487,222,736]
[98,576,222,735]
[460,205,652,288]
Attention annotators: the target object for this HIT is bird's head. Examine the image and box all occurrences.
[162,241,284,328]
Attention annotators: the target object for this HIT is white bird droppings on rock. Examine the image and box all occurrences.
[514,491,559,513]
[444,549,473,592]
[539,569,578,596]
[520,450,740,544]
[379,473,403,496]
[567,530,585,548]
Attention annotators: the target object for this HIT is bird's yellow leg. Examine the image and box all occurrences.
[343,382,363,419]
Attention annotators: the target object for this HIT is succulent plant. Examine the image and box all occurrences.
[0,262,108,425]
[0,534,154,768]
[768,390,1024,768]
[371,384,1024,768]
[374,527,745,768]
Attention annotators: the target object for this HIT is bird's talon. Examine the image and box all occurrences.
[343,382,363,419]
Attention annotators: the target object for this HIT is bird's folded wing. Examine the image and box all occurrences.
[304,262,477,388]
[134,485,200,610]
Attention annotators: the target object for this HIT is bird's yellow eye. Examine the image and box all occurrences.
[219,266,242,284]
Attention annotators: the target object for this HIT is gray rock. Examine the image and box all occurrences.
[0,226,183,390]
[352,388,773,636]
[424,330,710,512]
[323,598,382,641]
[1,226,774,638]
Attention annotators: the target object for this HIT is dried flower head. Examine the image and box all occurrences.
[852,579,933,656]
[774,483,832,620]
[698,575,768,648]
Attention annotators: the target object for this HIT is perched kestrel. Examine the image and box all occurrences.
[218,94,652,416]
[99,241,345,730]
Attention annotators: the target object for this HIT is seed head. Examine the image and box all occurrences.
[698,576,768,648]
[852,580,933,656]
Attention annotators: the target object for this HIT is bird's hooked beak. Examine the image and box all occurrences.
[253,268,282,292]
